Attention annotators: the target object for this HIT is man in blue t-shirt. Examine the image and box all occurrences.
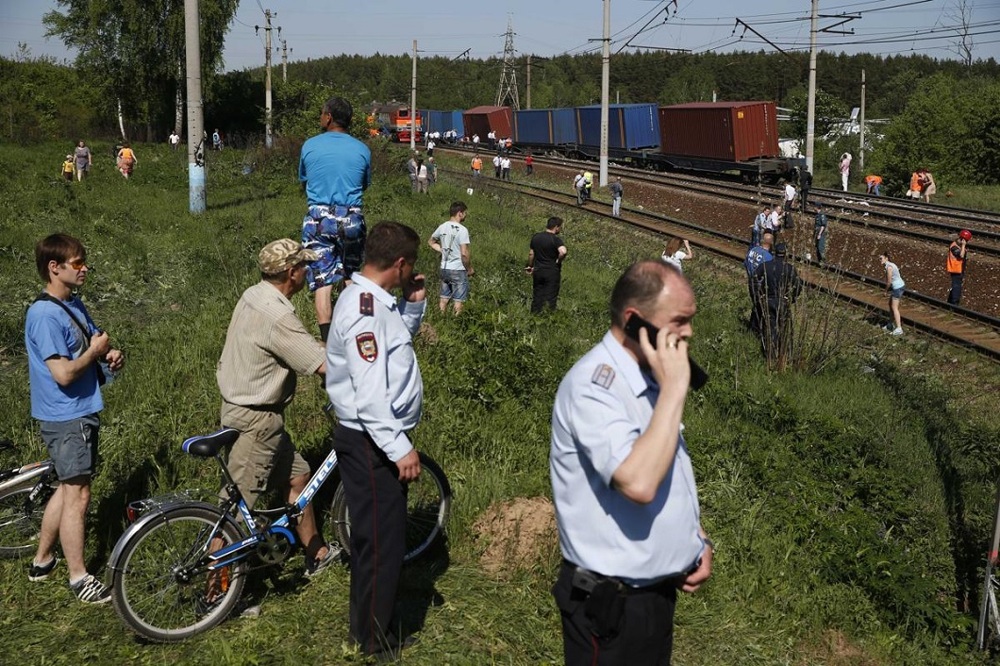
[24,233,124,603]
[299,97,372,341]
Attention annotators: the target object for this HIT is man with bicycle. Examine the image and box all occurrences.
[216,239,337,576]
[25,233,124,603]
[326,222,426,658]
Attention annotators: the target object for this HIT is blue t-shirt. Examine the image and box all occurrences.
[298,131,371,208]
[745,247,773,277]
[25,298,103,422]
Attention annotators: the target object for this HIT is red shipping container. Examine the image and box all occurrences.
[658,102,779,162]
[463,106,513,140]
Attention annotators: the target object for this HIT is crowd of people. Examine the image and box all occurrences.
[30,97,984,664]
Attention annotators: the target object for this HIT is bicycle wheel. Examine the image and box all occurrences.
[330,452,451,563]
[0,485,45,559]
[111,504,247,642]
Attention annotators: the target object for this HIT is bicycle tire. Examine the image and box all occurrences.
[330,452,451,563]
[0,485,46,559]
[110,504,247,642]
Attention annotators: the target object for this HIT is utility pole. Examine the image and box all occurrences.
[805,0,818,174]
[410,39,417,152]
[280,38,291,83]
[859,69,866,172]
[184,0,205,213]
[526,55,531,109]
[256,10,277,148]
[599,0,611,187]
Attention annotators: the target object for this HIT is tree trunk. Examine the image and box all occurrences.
[117,98,126,141]
[174,60,184,136]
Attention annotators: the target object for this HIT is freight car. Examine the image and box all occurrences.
[369,103,423,143]
[463,106,513,141]
[504,100,801,182]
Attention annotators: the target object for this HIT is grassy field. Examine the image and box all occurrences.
[2,140,1000,664]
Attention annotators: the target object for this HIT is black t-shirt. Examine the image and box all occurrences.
[530,232,565,271]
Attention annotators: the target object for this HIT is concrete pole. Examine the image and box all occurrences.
[282,39,288,83]
[410,40,417,152]
[526,55,531,110]
[599,0,610,187]
[184,0,205,213]
[264,10,273,149]
[859,69,866,172]
[805,0,818,174]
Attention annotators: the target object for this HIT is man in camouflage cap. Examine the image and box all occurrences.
[216,238,339,577]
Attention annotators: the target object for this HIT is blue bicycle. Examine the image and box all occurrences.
[106,426,451,642]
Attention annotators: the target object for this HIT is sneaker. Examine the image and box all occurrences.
[70,573,111,604]
[305,543,342,578]
[891,327,904,336]
[28,557,58,582]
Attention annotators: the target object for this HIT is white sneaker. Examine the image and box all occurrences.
[891,328,903,336]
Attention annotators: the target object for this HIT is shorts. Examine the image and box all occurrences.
[439,268,469,302]
[891,286,905,300]
[220,403,311,510]
[302,204,366,291]
[40,414,100,481]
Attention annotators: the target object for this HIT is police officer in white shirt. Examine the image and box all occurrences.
[550,259,713,665]
[326,222,426,658]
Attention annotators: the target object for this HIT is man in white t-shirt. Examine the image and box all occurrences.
[168,131,180,150]
[428,201,474,315]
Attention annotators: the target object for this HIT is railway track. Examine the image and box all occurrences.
[438,145,1000,258]
[448,169,1000,360]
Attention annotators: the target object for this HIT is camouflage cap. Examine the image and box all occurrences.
[258,239,319,275]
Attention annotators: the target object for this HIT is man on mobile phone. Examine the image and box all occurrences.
[550,260,713,665]
[326,222,426,659]
[25,233,125,603]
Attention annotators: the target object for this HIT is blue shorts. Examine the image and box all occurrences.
[439,269,469,302]
[302,205,366,291]
[40,414,100,480]
[891,286,905,300]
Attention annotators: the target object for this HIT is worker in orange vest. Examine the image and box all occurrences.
[947,229,971,305]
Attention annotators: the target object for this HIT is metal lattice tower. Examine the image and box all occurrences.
[495,17,520,110]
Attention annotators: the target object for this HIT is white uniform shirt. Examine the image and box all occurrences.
[501,157,511,170]
[326,274,426,461]
[784,183,796,202]
[550,331,705,586]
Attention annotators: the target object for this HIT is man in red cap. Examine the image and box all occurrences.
[947,230,972,305]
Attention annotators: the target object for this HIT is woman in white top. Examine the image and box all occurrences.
[661,237,693,272]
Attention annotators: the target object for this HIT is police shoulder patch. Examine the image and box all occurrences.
[359,292,374,316]
[356,332,378,363]
[591,364,615,389]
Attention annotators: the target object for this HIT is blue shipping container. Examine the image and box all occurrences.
[450,111,464,135]
[575,104,659,150]
[513,108,579,145]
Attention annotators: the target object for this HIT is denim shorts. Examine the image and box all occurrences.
[40,413,100,481]
[891,286,905,300]
[439,268,469,302]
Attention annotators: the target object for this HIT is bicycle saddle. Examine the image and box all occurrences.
[182,428,240,458]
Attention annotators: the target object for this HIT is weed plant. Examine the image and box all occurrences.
[1,142,999,664]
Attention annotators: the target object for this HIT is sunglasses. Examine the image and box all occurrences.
[66,259,87,270]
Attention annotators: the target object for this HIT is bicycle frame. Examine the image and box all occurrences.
[0,461,53,495]
[978,483,1000,648]
[190,445,343,573]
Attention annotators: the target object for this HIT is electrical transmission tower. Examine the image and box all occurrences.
[495,17,520,109]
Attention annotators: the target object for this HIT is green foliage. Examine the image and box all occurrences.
[0,53,102,142]
[1,143,999,663]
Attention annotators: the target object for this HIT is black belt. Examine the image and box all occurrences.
[563,560,680,596]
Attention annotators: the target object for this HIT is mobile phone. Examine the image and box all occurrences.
[623,314,708,390]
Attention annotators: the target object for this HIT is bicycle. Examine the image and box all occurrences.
[978,484,1000,650]
[0,439,57,559]
[107,426,452,642]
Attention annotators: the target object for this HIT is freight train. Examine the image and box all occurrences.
[420,101,804,183]
[368,103,423,143]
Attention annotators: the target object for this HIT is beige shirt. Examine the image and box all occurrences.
[217,281,325,408]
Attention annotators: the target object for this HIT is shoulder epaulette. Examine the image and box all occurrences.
[591,364,615,389]
[359,292,374,316]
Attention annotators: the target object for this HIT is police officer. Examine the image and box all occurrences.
[550,260,713,665]
[217,239,336,576]
[754,242,802,369]
[325,222,426,658]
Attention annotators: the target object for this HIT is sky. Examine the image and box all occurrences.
[3,0,999,71]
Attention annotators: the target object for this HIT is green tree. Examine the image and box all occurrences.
[43,0,238,141]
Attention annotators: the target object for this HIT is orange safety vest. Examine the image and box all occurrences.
[909,172,922,193]
[472,157,482,171]
[946,241,965,274]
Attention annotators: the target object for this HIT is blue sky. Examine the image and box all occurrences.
[3,0,999,70]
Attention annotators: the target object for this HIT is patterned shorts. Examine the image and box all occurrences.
[302,205,366,291]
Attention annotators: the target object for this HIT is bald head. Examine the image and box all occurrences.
[609,260,693,329]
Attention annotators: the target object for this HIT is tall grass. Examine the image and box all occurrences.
[1,142,999,664]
